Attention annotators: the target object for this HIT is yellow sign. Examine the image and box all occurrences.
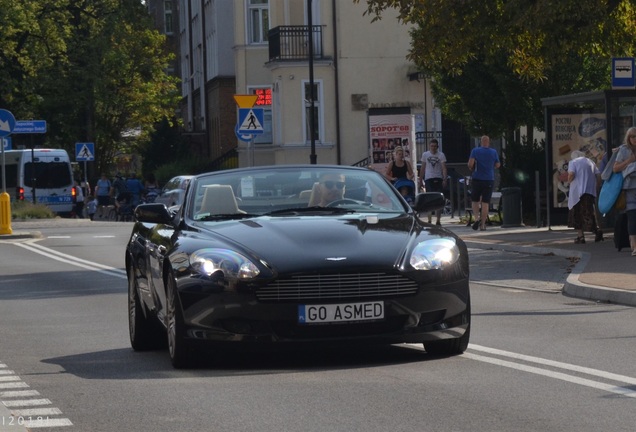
[233,95,258,108]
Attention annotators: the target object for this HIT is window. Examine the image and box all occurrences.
[303,81,322,143]
[248,0,269,44]
[164,1,173,34]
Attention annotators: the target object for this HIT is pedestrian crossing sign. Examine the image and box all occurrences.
[75,142,95,161]
[237,108,264,135]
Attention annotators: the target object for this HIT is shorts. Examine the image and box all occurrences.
[471,179,494,203]
[424,178,444,193]
[97,195,111,206]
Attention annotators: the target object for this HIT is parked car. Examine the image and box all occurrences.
[154,175,193,208]
[126,165,471,368]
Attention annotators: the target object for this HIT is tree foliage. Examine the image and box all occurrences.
[355,0,636,136]
[1,0,180,175]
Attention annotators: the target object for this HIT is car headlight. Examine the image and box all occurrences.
[410,238,460,270]
[190,248,260,280]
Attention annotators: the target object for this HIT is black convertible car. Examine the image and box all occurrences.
[126,165,470,368]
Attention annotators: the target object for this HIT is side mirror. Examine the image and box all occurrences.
[413,192,445,213]
[134,203,174,224]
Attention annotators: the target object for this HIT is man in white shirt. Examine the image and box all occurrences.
[419,139,447,225]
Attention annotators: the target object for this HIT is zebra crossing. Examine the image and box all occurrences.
[0,362,72,429]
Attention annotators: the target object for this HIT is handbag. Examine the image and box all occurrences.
[598,172,624,215]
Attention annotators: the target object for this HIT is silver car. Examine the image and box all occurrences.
[154,175,193,208]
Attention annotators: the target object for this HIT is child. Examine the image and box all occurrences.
[399,186,414,205]
[86,195,98,221]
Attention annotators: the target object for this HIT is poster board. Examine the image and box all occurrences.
[368,114,418,191]
[551,113,606,208]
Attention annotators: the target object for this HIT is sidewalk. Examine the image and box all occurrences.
[439,214,636,307]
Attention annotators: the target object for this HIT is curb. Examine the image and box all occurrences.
[464,240,636,307]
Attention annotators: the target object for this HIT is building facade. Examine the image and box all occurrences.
[157,1,446,170]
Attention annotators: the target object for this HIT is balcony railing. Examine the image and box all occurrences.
[268,25,324,62]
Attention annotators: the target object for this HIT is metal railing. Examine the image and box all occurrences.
[268,25,324,62]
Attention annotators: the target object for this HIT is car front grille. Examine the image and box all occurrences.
[256,273,418,302]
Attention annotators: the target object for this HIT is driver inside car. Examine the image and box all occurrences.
[316,173,346,206]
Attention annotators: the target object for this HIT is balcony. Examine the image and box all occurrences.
[268,25,324,62]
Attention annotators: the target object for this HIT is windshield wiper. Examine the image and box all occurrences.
[265,206,356,216]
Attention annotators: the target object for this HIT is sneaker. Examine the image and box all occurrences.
[632,249,636,257]
[472,220,480,231]
[436,221,441,226]
[480,226,486,231]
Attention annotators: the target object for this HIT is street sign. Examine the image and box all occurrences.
[0,109,16,138]
[612,57,635,89]
[13,120,47,134]
[76,142,95,161]
[2,137,11,150]
[237,108,264,134]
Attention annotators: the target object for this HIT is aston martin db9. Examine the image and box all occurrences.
[126,165,470,368]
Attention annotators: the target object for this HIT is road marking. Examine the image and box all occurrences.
[0,376,21,382]
[0,363,73,428]
[0,390,40,398]
[13,239,126,279]
[466,344,636,398]
[3,399,51,407]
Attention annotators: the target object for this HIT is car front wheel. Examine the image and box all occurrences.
[165,272,193,368]
[128,265,164,350]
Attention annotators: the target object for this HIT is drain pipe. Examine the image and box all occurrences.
[332,0,342,164]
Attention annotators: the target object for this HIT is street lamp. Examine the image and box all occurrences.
[308,0,317,164]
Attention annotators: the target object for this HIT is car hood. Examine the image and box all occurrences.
[193,214,444,273]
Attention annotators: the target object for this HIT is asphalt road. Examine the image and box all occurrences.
[1,223,635,432]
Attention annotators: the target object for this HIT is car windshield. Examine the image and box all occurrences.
[186,166,409,222]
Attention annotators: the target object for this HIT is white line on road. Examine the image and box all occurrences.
[11,407,62,416]
[469,344,636,385]
[2,399,51,407]
[0,390,39,398]
[13,240,126,279]
[463,352,636,398]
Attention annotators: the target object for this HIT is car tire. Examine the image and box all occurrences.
[128,265,165,350]
[166,272,193,368]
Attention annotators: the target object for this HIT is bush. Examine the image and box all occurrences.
[11,201,57,219]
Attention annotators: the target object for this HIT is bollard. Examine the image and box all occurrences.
[0,192,13,235]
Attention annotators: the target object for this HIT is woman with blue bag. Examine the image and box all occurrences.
[613,127,636,256]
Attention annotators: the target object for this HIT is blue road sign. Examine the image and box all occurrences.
[237,108,264,135]
[0,109,16,138]
[13,120,47,134]
[76,142,95,161]
[612,57,635,89]
[2,137,12,150]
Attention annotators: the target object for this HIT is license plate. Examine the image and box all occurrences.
[298,301,384,324]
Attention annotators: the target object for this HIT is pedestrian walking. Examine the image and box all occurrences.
[72,179,85,218]
[567,150,603,244]
[613,127,636,255]
[419,139,447,225]
[467,135,501,230]
[94,173,112,207]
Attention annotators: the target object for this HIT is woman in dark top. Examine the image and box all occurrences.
[385,146,415,183]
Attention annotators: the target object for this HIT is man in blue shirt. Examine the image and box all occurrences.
[468,135,501,231]
[125,173,145,207]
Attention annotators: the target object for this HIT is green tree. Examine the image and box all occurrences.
[354,0,636,136]
[0,0,71,116]
[2,0,180,176]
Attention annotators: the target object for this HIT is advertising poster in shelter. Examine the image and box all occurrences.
[551,113,606,208]
[368,114,418,192]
